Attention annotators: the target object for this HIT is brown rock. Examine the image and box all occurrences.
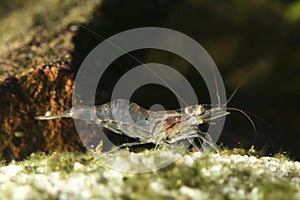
[0,0,100,161]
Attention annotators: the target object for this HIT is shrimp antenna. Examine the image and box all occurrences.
[225,67,255,106]
[223,68,258,144]
[209,65,258,144]
[208,56,221,108]
[225,107,257,145]
[64,16,189,107]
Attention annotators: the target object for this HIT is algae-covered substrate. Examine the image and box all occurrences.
[1,149,300,200]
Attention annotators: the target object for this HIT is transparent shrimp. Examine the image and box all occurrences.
[35,23,257,153]
[35,99,229,151]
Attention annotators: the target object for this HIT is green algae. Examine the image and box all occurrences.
[22,151,93,174]
[1,148,299,200]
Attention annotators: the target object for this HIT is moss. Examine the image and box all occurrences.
[22,151,93,174]
[260,181,298,200]
[219,145,267,158]
[273,152,292,162]
[1,149,300,199]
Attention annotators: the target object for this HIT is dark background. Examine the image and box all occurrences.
[2,0,300,159]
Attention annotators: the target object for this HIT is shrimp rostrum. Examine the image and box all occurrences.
[35,99,229,152]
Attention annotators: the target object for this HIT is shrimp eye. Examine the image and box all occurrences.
[194,105,204,115]
[184,106,192,115]
[184,105,204,116]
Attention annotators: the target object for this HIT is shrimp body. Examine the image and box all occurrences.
[35,99,229,149]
